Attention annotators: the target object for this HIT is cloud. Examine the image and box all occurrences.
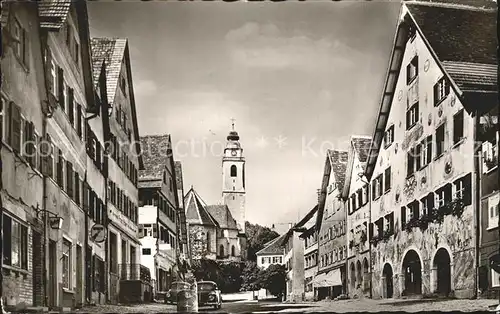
[225,22,364,71]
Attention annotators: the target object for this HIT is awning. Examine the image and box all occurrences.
[312,268,342,287]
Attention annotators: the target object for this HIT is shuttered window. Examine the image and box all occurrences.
[58,67,65,110]
[68,88,74,125]
[9,102,22,152]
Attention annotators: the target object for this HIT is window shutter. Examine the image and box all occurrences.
[427,192,435,212]
[433,83,438,106]
[444,79,450,96]
[83,182,89,212]
[89,191,95,219]
[401,206,406,228]
[415,144,421,170]
[58,67,64,109]
[76,104,82,138]
[413,201,420,220]
[68,88,74,125]
[444,183,453,203]
[427,136,432,165]
[45,48,53,92]
[368,223,373,240]
[378,175,383,196]
[75,172,80,206]
[372,182,376,201]
[384,167,391,192]
[406,64,411,85]
[9,102,21,151]
[462,173,472,205]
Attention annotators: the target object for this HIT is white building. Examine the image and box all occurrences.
[256,235,285,270]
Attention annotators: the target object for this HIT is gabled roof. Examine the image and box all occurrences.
[256,234,285,256]
[365,2,498,180]
[315,150,349,228]
[91,37,144,170]
[184,187,218,227]
[38,0,71,29]
[139,135,172,181]
[206,205,238,230]
[342,136,371,199]
[281,205,318,246]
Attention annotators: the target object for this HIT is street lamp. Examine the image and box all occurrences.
[35,205,63,307]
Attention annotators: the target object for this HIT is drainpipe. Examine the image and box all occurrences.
[473,110,481,299]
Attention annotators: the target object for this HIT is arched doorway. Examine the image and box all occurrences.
[350,262,356,290]
[219,244,224,257]
[433,248,451,296]
[382,263,394,298]
[231,245,235,257]
[363,258,369,293]
[402,250,422,295]
[356,261,362,289]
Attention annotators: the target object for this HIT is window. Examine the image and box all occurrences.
[407,201,419,222]
[419,136,432,169]
[488,193,499,230]
[13,18,28,67]
[357,189,363,208]
[483,138,499,174]
[384,167,391,192]
[68,88,75,125]
[48,52,57,95]
[492,269,500,287]
[230,165,237,177]
[406,147,415,177]
[2,215,28,270]
[362,185,368,205]
[434,77,450,106]
[436,123,446,157]
[142,248,151,255]
[406,56,418,84]
[435,184,452,210]
[420,193,434,217]
[406,103,419,130]
[59,69,66,110]
[385,212,394,235]
[375,218,384,238]
[384,125,394,148]
[62,239,72,289]
[453,174,472,205]
[8,102,22,152]
[66,161,73,198]
[453,110,464,144]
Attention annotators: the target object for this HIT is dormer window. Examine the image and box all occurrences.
[406,56,418,85]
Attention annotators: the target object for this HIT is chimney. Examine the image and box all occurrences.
[288,222,293,230]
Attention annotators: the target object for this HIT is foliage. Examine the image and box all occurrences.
[404,196,466,233]
[360,231,367,243]
[349,240,354,249]
[369,236,379,247]
[241,261,262,292]
[259,264,286,298]
[382,229,393,242]
[191,259,244,293]
[245,221,280,262]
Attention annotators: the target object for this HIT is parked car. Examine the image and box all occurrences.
[165,281,191,304]
[197,281,222,309]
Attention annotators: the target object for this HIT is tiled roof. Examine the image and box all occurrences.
[205,205,238,230]
[139,135,172,181]
[90,38,127,104]
[407,2,497,64]
[174,161,184,191]
[327,150,349,191]
[184,187,217,227]
[38,0,71,29]
[351,136,372,164]
[442,61,498,92]
[256,235,285,256]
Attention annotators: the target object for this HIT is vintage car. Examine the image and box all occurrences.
[165,281,191,304]
[197,281,222,309]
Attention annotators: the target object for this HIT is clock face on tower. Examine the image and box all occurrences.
[231,150,237,156]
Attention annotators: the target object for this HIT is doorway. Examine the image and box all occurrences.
[433,248,451,296]
[382,263,394,298]
[32,231,44,306]
[402,250,422,295]
[48,240,58,307]
[76,245,83,306]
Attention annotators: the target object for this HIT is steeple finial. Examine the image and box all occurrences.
[231,118,236,131]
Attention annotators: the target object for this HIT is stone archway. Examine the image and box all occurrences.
[382,263,394,298]
[350,262,356,290]
[433,248,451,296]
[356,261,362,289]
[363,258,369,293]
[402,250,422,295]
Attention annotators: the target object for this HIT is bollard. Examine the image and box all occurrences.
[177,279,198,313]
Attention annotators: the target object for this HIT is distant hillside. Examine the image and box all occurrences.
[245,221,280,262]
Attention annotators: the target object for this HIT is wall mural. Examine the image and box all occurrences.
[403,175,417,199]
[395,186,401,204]
[443,156,454,180]
[420,175,427,189]
[402,123,424,151]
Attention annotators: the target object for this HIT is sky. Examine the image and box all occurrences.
[88,1,401,232]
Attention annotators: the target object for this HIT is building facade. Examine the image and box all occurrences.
[300,227,317,301]
[1,1,48,308]
[315,149,349,300]
[174,161,189,261]
[138,135,180,299]
[90,37,144,304]
[343,137,372,298]
[364,2,497,300]
[256,235,285,270]
[478,105,499,297]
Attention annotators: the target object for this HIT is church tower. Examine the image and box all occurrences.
[222,120,246,234]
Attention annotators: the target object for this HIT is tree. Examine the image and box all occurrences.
[260,264,286,299]
[241,261,262,292]
[245,222,280,262]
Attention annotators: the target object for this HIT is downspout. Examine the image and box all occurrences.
[368,185,373,299]
[473,110,481,299]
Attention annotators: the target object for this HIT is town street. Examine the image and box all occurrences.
[75,298,498,313]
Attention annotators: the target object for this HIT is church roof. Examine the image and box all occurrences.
[206,205,238,230]
[184,187,218,227]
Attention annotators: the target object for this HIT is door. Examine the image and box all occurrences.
[76,245,83,306]
[32,231,44,306]
[48,240,58,307]
[85,245,92,302]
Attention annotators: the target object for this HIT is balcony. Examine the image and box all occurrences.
[118,263,151,284]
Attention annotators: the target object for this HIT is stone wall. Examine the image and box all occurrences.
[189,224,217,260]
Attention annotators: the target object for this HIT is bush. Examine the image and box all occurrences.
[259,264,286,299]
[191,259,244,293]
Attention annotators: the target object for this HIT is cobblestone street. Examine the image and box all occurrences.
[72,298,498,313]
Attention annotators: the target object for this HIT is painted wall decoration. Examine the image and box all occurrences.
[403,175,417,199]
[438,107,443,117]
[424,59,430,72]
[395,186,401,203]
[451,95,456,107]
[398,90,403,101]
[402,123,424,151]
[443,156,454,180]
